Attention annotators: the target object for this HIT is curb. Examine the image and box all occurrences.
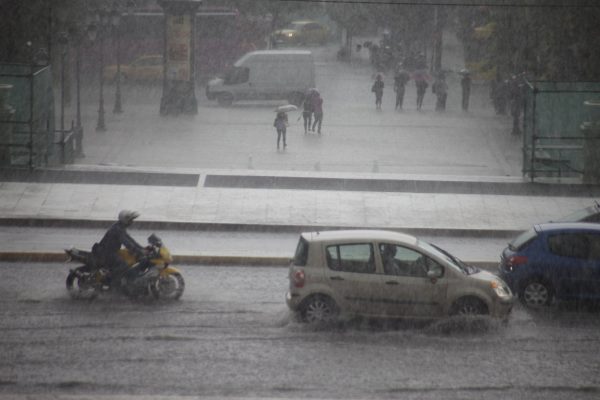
[0,217,521,238]
[0,251,499,272]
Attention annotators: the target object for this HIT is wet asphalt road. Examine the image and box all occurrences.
[1,262,600,400]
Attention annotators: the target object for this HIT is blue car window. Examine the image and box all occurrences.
[547,233,590,259]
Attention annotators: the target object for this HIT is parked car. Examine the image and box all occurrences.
[551,201,600,223]
[286,230,513,323]
[271,20,329,46]
[499,223,600,308]
[103,55,163,82]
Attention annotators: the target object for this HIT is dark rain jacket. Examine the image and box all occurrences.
[94,222,145,261]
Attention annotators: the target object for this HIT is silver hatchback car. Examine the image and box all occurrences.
[286,230,513,322]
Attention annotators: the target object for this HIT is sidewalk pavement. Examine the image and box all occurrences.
[0,164,597,269]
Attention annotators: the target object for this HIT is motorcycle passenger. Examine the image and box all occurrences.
[93,210,146,287]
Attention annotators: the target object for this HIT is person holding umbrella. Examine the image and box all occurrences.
[413,69,430,111]
[393,63,410,110]
[274,104,295,149]
[371,73,384,110]
[311,92,323,134]
[301,89,316,133]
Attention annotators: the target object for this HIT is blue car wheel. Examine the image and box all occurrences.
[520,279,554,308]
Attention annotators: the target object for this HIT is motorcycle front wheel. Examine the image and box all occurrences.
[150,272,185,300]
[66,266,98,300]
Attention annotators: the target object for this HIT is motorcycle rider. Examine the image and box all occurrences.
[93,210,146,287]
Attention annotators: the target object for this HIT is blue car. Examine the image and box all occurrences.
[499,223,600,308]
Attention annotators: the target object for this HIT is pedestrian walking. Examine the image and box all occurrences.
[301,92,314,133]
[393,63,410,110]
[311,92,323,134]
[460,69,472,111]
[273,111,288,149]
[432,72,448,111]
[414,71,429,111]
[372,73,384,109]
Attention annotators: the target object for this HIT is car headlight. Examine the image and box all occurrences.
[491,280,512,299]
[287,33,294,37]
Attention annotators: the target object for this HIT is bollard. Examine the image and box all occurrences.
[248,155,254,169]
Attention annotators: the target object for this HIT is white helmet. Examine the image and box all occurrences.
[118,209,140,225]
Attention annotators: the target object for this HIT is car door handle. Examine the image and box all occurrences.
[385,281,399,285]
[330,276,344,281]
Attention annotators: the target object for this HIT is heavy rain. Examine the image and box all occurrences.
[1,0,600,399]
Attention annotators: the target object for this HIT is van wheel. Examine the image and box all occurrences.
[217,92,233,106]
[519,279,553,308]
[301,295,338,323]
[287,92,304,107]
[450,297,488,316]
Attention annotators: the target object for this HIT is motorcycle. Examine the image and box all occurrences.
[65,234,185,300]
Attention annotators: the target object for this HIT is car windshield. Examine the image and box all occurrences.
[288,22,305,30]
[508,228,538,251]
[419,240,477,275]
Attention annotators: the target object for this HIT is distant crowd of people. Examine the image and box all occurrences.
[370,62,473,113]
[273,63,528,150]
[367,61,528,136]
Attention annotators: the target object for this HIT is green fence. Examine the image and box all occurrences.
[0,64,54,169]
[523,80,600,182]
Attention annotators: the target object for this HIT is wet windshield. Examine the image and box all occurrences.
[420,241,477,275]
[509,228,537,251]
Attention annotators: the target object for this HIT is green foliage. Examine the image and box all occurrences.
[458,3,600,81]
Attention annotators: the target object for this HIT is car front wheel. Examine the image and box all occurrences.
[301,295,338,323]
[520,279,553,308]
[450,297,488,316]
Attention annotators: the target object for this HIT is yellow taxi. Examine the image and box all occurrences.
[271,20,329,46]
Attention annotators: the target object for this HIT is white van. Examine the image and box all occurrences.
[206,50,315,106]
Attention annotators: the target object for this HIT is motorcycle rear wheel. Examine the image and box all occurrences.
[150,272,185,300]
[66,266,98,300]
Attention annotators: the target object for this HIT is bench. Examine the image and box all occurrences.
[532,144,582,178]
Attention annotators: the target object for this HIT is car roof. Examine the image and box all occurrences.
[244,50,313,56]
[290,20,320,25]
[301,229,418,245]
[535,222,600,232]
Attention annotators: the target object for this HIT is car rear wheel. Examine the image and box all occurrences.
[217,92,234,106]
[450,297,488,316]
[520,279,553,308]
[301,295,339,323]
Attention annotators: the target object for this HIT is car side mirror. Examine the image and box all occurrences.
[427,269,442,280]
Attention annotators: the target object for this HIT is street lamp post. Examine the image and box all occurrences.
[93,10,109,132]
[112,9,123,114]
[58,32,68,136]
[72,23,90,157]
